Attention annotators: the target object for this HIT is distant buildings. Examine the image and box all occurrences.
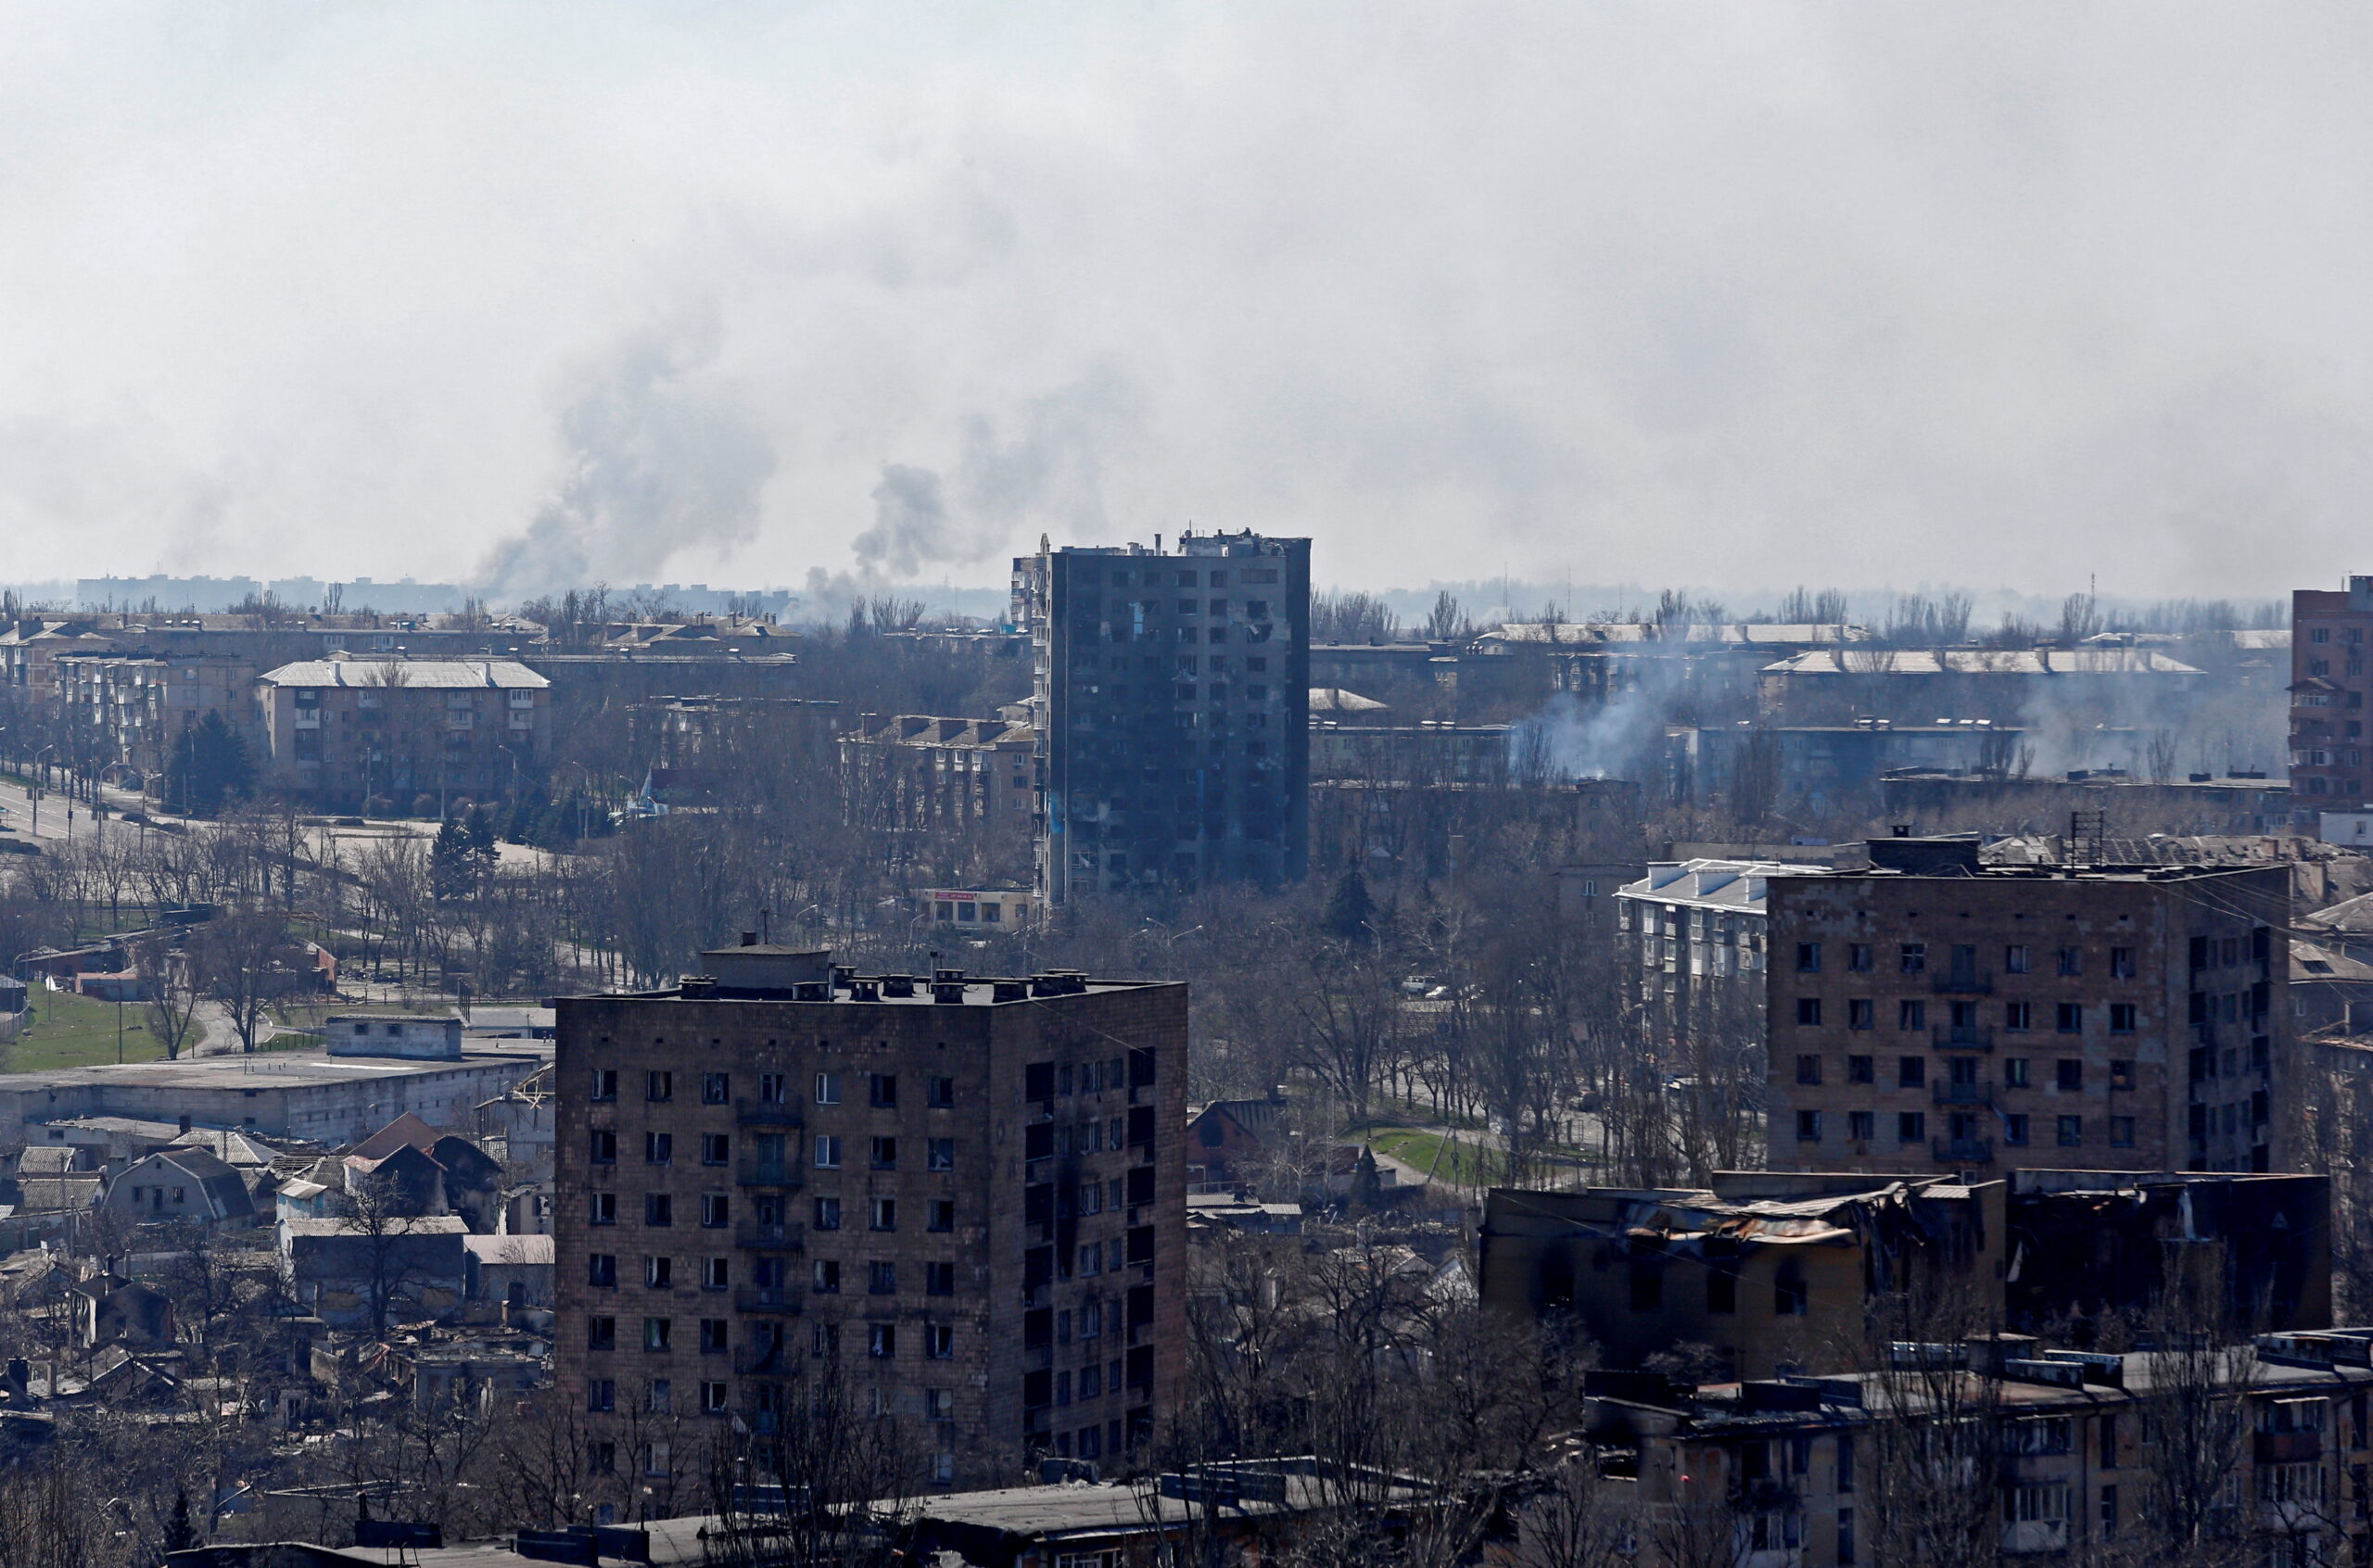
[841,714,1037,844]
[1018,531,1310,902]
[2290,575,2373,811]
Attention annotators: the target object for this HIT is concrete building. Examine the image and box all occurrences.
[840,714,1036,843]
[1017,530,1310,902]
[50,651,265,785]
[327,1015,462,1060]
[2291,575,2373,812]
[0,1040,547,1153]
[254,657,552,806]
[920,888,1036,929]
[1759,837,2292,1176]
[1756,647,2204,727]
[552,942,1189,1490]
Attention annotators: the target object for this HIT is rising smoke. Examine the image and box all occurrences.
[476,310,775,603]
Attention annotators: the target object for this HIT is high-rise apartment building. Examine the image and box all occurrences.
[1015,531,1310,903]
[1623,838,2292,1177]
[552,942,1188,1498]
[2290,575,2373,810]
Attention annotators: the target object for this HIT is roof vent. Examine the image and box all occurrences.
[932,982,966,1005]
[882,975,915,998]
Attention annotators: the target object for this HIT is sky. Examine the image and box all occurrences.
[2,2,2371,604]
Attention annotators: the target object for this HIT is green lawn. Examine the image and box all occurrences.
[1364,1127,1500,1188]
[6,988,171,1069]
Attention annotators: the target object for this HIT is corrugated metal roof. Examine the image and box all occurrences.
[258,659,548,689]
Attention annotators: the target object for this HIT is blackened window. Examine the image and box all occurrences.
[1847,1055,1873,1084]
[869,1074,897,1108]
[644,1194,672,1227]
[702,1072,730,1105]
[646,1071,673,1103]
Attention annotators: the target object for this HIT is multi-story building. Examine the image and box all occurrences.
[52,651,265,782]
[840,714,1037,843]
[1760,836,2291,1176]
[552,942,1188,1498]
[2290,574,2373,810]
[1016,531,1310,902]
[255,656,552,806]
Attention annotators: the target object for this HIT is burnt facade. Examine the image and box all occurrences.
[552,944,1188,1494]
[1018,531,1309,903]
[2290,575,2373,810]
[1764,839,2292,1177]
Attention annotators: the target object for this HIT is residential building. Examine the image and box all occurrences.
[2291,575,2373,811]
[1016,530,1310,902]
[255,656,552,806]
[101,1147,259,1226]
[840,714,1037,843]
[1760,836,2291,1175]
[552,941,1189,1490]
[52,651,266,784]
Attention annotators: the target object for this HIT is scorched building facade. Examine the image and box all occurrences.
[552,942,1187,1496]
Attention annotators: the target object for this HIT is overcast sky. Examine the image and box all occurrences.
[3,3,2369,601]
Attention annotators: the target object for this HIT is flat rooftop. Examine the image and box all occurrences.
[574,973,1174,1007]
[0,1042,549,1095]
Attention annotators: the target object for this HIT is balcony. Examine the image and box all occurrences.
[736,1100,802,1128]
[1932,1026,1994,1050]
[734,1287,802,1315]
[736,1160,802,1189]
[1934,1082,1993,1106]
[736,1221,806,1250]
[1932,1136,1993,1164]
[2255,1430,2324,1464]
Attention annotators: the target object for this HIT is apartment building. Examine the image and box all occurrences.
[51,651,263,780]
[552,943,1188,1495]
[2290,574,2373,810]
[1016,530,1310,902]
[840,714,1037,841]
[1763,837,2291,1176]
[255,657,551,806]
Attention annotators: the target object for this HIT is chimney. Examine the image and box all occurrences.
[178,1113,191,1134]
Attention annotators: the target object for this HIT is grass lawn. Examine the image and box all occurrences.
[1364,1127,1501,1188]
[6,989,170,1069]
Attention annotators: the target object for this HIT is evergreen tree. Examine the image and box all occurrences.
[161,711,255,817]
[1325,866,1377,941]
[430,817,477,902]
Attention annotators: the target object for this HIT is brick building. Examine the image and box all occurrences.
[840,714,1037,842]
[552,942,1188,1496]
[1761,837,2291,1176]
[2290,575,2373,810]
[255,657,552,806]
[1016,530,1310,903]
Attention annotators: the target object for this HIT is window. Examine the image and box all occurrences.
[588,1315,616,1350]
[646,1071,673,1103]
[1900,943,1927,974]
[2004,944,2031,974]
[2057,1003,2084,1034]
[590,1131,617,1165]
[929,1138,956,1171]
[2004,1056,2030,1088]
[589,1254,617,1287]
[1898,1000,1926,1030]
[929,1198,956,1233]
[814,1135,842,1170]
[1848,1110,1874,1142]
[2058,947,2084,977]
[2057,1058,2083,1092]
[2110,946,2136,979]
[1707,1267,1737,1314]
[2110,1117,2135,1148]
[2005,1484,2068,1524]
[2099,1413,2117,1468]
[1775,1265,1808,1316]
[702,1381,729,1416]
[645,1380,671,1414]
[869,1261,898,1296]
[590,1192,617,1225]
[1898,1056,1926,1089]
[643,1317,672,1352]
[869,1073,898,1108]
[2004,1114,2029,1145]
[1847,943,1873,972]
[701,1133,729,1165]
[588,1379,615,1413]
[926,1261,956,1296]
[700,1319,727,1353]
[1796,998,1821,1026]
[870,1136,898,1170]
[871,1198,896,1232]
[928,1323,956,1359]
[815,1072,841,1106]
[2058,1115,2084,1147]
[591,1069,618,1102]
[1847,998,1874,1030]
[645,1257,672,1289]
[814,1197,842,1231]
[1846,1055,1874,1083]
[644,1194,673,1227]
[644,1132,672,1165]
[1897,1111,1926,1143]
[1796,1055,1822,1086]
[869,1323,897,1359]
[812,1260,841,1294]
[2109,1003,2137,1034]
[2110,1059,2135,1090]
[1796,942,1821,973]
[704,1257,728,1290]
[928,1075,955,1108]
[759,1072,788,1105]
[702,1072,730,1105]
[1796,1110,1822,1143]
[2004,1002,2032,1031]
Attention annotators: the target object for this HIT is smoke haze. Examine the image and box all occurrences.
[3,5,2371,597]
